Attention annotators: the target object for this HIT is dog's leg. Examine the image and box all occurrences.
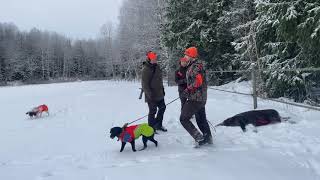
[26,112,31,119]
[139,136,148,151]
[142,136,148,148]
[148,134,158,147]
[35,112,40,118]
[253,126,258,133]
[130,140,136,152]
[120,142,126,152]
[239,117,247,132]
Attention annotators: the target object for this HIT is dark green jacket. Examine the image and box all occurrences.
[141,61,165,102]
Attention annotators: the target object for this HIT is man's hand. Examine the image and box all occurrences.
[177,71,184,77]
[182,88,190,97]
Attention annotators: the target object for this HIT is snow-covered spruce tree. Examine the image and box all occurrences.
[162,0,237,85]
[255,0,320,102]
[117,0,164,79]
[227,0,257,70]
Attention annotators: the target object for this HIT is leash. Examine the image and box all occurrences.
[127,97,180,125]
[207,121,224,134]
[206,120,215,132]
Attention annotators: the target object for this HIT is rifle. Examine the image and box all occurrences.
[138,88,144,99]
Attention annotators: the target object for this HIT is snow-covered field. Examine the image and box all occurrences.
[1,80,320,180]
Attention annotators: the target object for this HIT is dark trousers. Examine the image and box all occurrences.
[180,101,212,141]
[147,99,166,129]
[179,92,187,110]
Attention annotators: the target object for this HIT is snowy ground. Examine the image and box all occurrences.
[1,80,320,180]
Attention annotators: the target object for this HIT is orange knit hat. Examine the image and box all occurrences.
[146,51,157,61]
[184,47,198,58]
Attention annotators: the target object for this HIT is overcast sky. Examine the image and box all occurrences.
[0,0,123,39]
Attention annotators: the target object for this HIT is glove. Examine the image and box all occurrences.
[177,71,183,77]
[182,88,190,97]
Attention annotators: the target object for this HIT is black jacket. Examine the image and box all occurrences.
[175,66,187,93]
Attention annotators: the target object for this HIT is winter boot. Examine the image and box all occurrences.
[204,134,213,144]
[194,134,205,148]
[156,126,168,132]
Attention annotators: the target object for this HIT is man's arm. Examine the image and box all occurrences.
[141,68,153,100]
[175,70,187,85]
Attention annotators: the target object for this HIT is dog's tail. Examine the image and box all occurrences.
[214,122,224,127]
[281,116,297,124]
[281,116,290,121]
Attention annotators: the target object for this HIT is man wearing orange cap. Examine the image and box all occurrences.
[180,47,212,147]
[141,51,167,132]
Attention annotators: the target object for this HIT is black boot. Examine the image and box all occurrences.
[204,134,213,144]
[156,126,168,132]
[197,138,207,146]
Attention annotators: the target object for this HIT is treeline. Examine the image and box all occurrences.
[0,22,117,84]
[1,0,320,103]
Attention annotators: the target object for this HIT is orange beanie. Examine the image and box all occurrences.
[184,47,198,58]
[147,51,157,61]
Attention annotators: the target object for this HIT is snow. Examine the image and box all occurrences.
[285,6,298,21]
[1,80,320,180]
[308,6,320,14]
[311,23,320,39]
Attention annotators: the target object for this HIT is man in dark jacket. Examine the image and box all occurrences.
[180,47,212,146]
[175,57,188,109]
[141,51,167,132]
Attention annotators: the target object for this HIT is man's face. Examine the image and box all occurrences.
[184,55,193,61]
[181,61,188,67]
[150,59,157,64]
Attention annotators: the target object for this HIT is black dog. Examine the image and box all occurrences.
[26,111,38,118]
[217,109,282,132]
[110,123,158,152]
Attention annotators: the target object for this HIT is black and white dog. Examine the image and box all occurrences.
[26,104,49,118]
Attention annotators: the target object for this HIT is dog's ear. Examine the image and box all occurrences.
[110,127,122,135]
